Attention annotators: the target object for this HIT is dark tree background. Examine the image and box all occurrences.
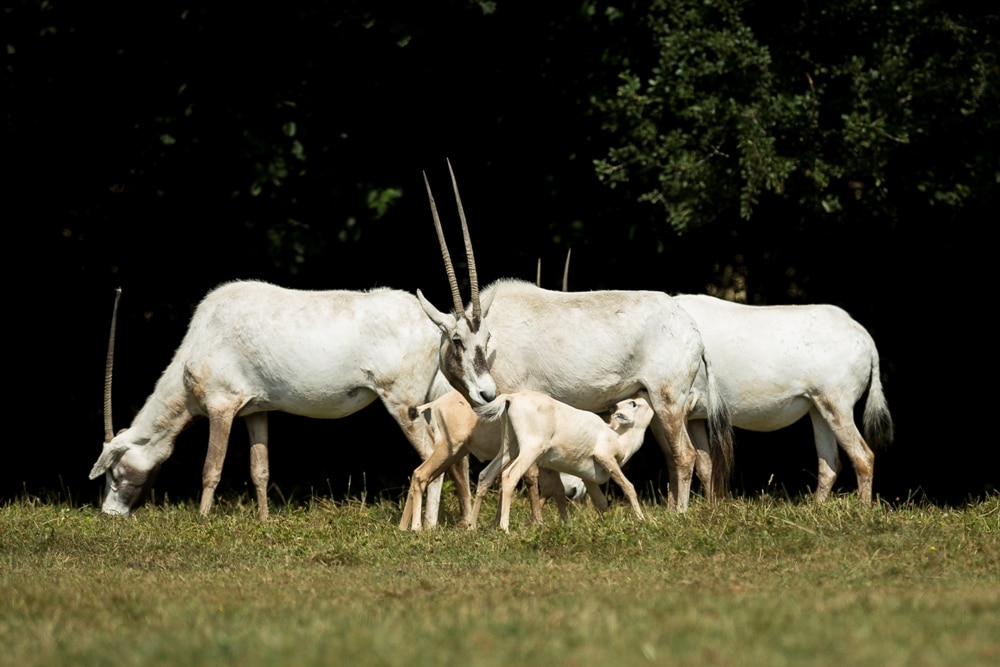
[6,0,996,509]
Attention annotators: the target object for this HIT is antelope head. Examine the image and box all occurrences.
[416,161,497,407]
[89,289,158,516]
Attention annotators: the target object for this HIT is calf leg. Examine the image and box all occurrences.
[399,441,469,531]
[594,452,645,520]
[521,464,544,524]
[470,442,512,529]
[584,481,610,516]
[538,467,570,522]
[496,441,542,532]
[446,455,473,526]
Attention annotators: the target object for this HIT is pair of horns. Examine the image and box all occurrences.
[536,249,572,291]
[423,159,483,323]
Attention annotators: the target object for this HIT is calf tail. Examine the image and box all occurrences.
[863,349,894,449]
[703,353,735,498]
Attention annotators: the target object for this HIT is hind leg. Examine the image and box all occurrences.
[650,407,697,512]
[538,468,570,522]
[400,442,469,531]
[810,409,841,502]
[245,413,270,521]
[448,455,473,526]
[687,419,715,501]
[497,443,542,532]
[584,481,610,517]
[811,400,874,503]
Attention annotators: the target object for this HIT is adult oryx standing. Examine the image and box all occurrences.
[675,294,893,503]
[90,281,461,522]
[414,163,734,511]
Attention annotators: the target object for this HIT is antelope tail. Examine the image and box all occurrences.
[863,351,894,448]
[703,353,735,497]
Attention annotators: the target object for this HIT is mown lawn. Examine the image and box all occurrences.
[2,493,997,667]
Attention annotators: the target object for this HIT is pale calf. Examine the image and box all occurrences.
[398,391,580,531]
[475,392,655,532]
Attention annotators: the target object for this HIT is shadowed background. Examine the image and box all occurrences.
[7,0,995,508]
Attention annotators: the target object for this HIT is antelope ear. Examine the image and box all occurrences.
[479,287,496,319]
[416,289,457,333]
[89,442,129,479]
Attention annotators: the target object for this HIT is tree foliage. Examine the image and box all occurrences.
[593,0,998,233]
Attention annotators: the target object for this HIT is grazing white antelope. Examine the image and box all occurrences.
[475,392,655,531]
[399,390,576,530]
[89,281,464,522]
[674,294,893,503]
[415,162,734,511]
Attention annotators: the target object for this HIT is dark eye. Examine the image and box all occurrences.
[452,337,465,351]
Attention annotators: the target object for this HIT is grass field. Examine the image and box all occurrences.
[2,491,997,667]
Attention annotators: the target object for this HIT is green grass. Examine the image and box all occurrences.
[2,493,997,667]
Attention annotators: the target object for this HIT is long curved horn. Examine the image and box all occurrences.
[536,258,542,288]
[104,288,121,443]
[446,159,481,322]
[562,248,572,292]
[423,171,465,316]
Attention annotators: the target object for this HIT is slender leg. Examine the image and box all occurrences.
[594,452,645,520]
[538,468,570,522]
[471,444,510,529]
[584,481,609,516]
[424,475,443,528]
[688,418,715,501]
[811,400,874,503]
[400,443,469,531]
[521,464,544,524]
[245,413,270,521]
[650,407,696,512]
[447,455,473,526]
[199,405,238,516]
[497,443,541,532]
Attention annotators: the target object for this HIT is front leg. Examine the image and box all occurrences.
[594,452,645,520]
[200,404,240,517]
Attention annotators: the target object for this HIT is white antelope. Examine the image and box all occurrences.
[477,392,656,531]
[398,390,577,530]
[674,294,893,502]
[89,281,464,522]
[414,162,734,511]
